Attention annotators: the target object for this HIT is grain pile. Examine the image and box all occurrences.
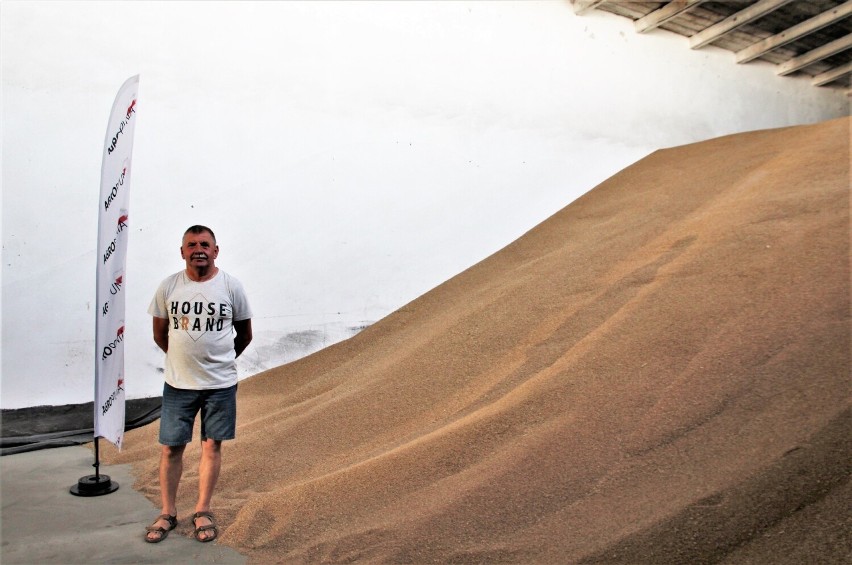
[108,117,850,563]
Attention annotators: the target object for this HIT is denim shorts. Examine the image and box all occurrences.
[159,382,237,445]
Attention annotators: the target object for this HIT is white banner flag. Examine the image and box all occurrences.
[95,75,139,449]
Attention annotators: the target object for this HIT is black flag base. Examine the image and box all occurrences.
[70,473,119,497]
[69,437,119,496]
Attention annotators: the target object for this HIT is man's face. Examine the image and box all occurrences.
[181,231,218,269]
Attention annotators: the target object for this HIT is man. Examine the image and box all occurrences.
[145,225,252,543]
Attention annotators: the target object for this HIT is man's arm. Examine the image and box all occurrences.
[152,316,169,354]
[234,319,253,358]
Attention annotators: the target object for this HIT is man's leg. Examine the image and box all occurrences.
[145,383,200,541]
[193,384,235,541]
[146,444,186,542]
[161,444,186,513]
[194,439,222,541]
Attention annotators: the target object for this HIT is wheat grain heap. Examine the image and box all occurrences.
[109,117,850,563]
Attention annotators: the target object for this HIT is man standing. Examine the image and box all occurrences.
[145,225,252,543]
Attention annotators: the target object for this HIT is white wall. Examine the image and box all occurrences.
[2,1,847,409]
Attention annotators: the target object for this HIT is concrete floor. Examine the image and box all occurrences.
[0,445,247,565]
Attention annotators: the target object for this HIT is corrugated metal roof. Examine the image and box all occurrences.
[573,0,852,92]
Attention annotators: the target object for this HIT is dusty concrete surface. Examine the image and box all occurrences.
[0,445,246,565]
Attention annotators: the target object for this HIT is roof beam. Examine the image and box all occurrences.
[572,0,607,16]
[811,61,852,86]
[736,0,852,63]
[635,0,708,33]
[777,33,852,76]
[690,0,796,49]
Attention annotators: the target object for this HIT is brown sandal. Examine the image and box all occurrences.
[192,511,218,542]
[144,514,177,543]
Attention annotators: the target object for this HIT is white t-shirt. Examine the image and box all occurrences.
[148,270,252,390]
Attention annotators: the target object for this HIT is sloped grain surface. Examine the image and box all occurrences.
[108,117,851,564]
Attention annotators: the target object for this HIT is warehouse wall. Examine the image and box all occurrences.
[2,1,847,408]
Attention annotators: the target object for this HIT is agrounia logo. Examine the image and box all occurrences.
[101,325,125,361]
[101,377,125,416]
[107,99,137,155]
